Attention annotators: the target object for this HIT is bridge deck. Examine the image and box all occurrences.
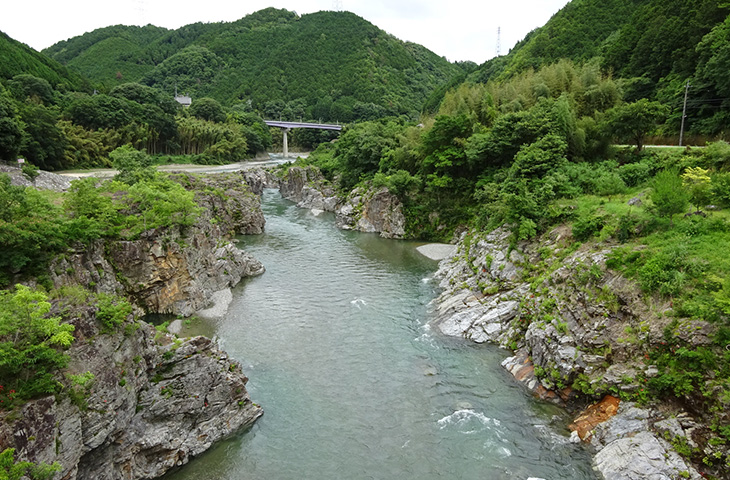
[265,120,343,131]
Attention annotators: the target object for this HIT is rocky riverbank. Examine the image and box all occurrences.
[0,303,262,480]
[261,163,707,477]
[0,169,267,479]
[268,166,406,238]
[50,172,266,316]
[430,225,710,479]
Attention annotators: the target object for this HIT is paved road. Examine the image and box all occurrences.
[55,153,306,178]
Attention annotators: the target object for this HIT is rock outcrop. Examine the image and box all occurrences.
[430,224,711,478]
[1,163,74,191]
[271,166,406,238]
[0,305,262,480]
[50,172,266,316]
[589,402,702,479]
[334,186,406,238]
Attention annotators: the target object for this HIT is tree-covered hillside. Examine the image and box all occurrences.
[43,24,171,86]
[44,8,464,122]
[466,0,730,140]
[0,31,88,91]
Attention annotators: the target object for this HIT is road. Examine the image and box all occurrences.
[55,153,305,178]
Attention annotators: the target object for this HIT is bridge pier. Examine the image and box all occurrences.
[263,120,342,158]
[283,128,290,157]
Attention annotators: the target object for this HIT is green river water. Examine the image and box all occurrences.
[163,189,598,480]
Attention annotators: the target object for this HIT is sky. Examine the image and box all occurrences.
[2,0,571,64]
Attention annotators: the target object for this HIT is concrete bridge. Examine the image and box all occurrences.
[264,120,343,157]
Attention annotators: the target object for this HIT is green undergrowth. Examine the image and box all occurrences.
[568,204,730,472]
[0,149,204,287]
[0,284,137,411]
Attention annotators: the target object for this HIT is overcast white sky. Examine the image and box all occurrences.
[2,0,571,64]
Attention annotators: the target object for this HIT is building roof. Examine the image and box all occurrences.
[174,95,192,107]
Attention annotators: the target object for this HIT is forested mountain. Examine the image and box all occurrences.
[44,8,465,122]
[0,31,88,91]
[467,0,730,138]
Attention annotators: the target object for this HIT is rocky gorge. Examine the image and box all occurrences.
[430,225,719,479]
[273,165,407,239]
[0,169,267,479]
[0,305,262,480]
[50,172,266,317]
[255,163,713,477]
[2,161,723,479]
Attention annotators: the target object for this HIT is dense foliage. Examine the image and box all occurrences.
[0,31,87,91]
[0,150,202,285]
[4,1,730,475]
[304,60,627,239]
[0,447,60,480]
[0,285,74,406]
[0,75,274,169]
[467,0,730,141]
[299,49,730,474]
[43,9,464,123]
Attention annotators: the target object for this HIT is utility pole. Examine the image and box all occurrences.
[679,80,690,147]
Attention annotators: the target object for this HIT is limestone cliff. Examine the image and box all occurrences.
[272,166,406,238]
[431,225,710,479]
[50,172,265,316]
[0,305,262,480]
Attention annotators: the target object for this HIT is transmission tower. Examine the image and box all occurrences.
[134,0,147,25]
[332,0,343,11]
[496,27,501,57]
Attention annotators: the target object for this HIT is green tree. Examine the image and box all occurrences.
[507,133,568,179]
[188,97,226,123]
[650,168,689,224]
[335,121,399,190]
[64,94,134,130]
[0,175,66,283]
[123,178,199,234]
[605,99,669,151]
[0,285,75,404]
[0,89,24,161]
[7,74,55,105]
[681,166,712,212]
[110,145,155,185]
[17,103,68,170]
[63,177,121,241]
[0,448,61,480]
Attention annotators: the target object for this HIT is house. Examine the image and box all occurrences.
[175,94,192,107]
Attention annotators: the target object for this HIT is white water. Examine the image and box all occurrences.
[164,189,597,480]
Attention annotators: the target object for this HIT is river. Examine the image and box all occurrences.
[163,189,597,480]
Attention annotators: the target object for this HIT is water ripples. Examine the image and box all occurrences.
[165,190,597,480]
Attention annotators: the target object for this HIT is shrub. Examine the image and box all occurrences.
[711,172,730,207]
[572,213,606,241]
[649,168,689,222]
[0,448,61,480]
[0,285,75,406]
[95,293,133,331]
[593,171,627,196]
[637,246,700,296]
[110,146,155,185]
[21,163,40,182]
[701,141,730,170]
[618,161,652,187]
[682,166,712,212]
